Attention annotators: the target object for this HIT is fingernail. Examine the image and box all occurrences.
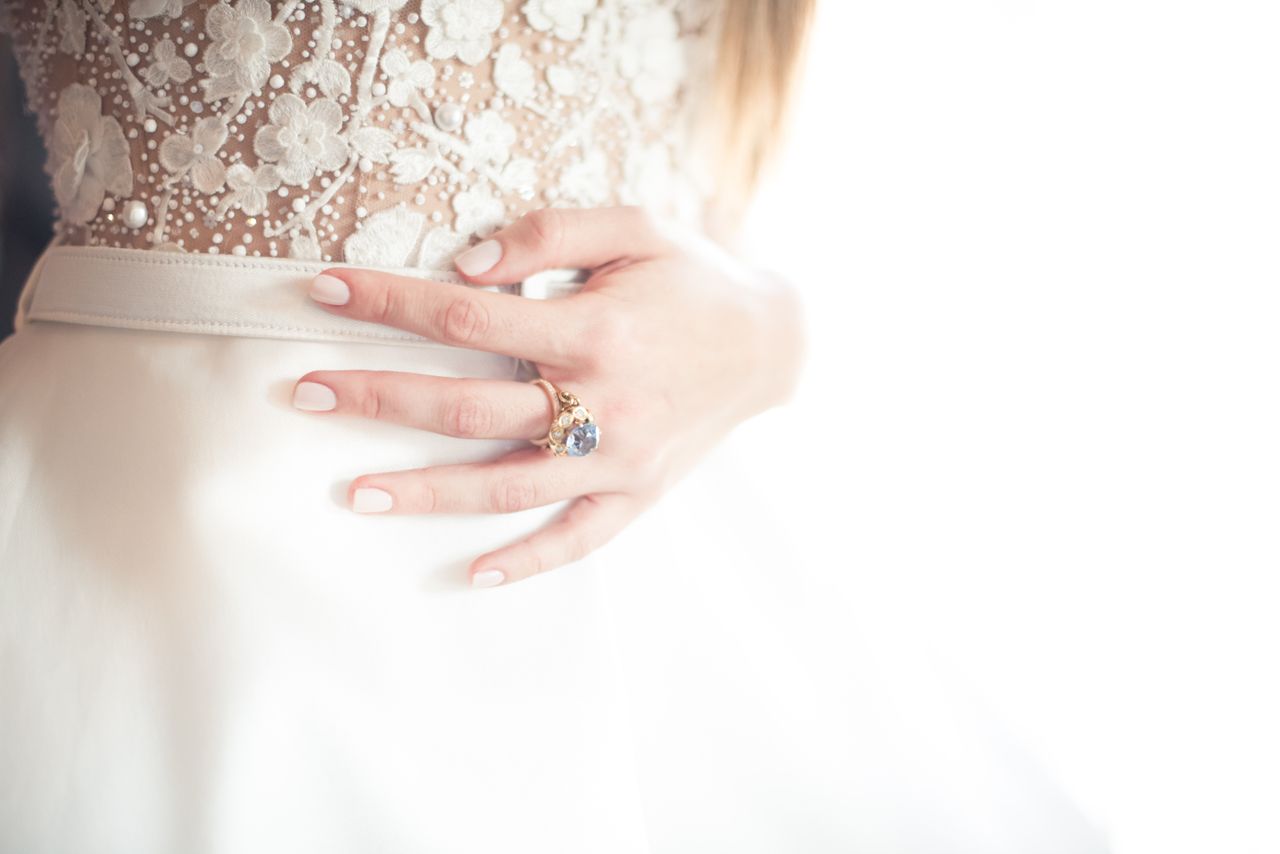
[309,274,350,306]
[455,239,502,276]
[471,569,506,588]
[352,487,394,513]
[293,381,336,411]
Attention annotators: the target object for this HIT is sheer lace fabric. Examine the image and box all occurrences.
[0,0,718,268]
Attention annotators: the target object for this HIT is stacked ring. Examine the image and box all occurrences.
[528,378,600,457]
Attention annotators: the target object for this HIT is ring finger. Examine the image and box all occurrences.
[293,370,556,440]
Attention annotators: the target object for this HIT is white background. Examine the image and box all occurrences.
[735,1,1280,852]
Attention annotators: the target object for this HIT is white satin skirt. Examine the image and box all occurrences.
[0,246,1107,854]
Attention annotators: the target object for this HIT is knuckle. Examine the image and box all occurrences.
[446,392,492,438]
[437,293,490,346]
[355,383,385,420]
[524,543,549,577]
[524,208,565,254]
[416,480,437,514]
[491,474,538,514]
[371,282,402,327]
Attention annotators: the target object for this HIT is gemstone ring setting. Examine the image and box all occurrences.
[528,378,600,458]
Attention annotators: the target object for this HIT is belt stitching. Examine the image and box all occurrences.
[28,310,451,344]
[45,247,465,281]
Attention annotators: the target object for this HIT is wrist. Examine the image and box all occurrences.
[742,268,807,419]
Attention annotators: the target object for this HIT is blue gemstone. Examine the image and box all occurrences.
[565,422,599,457]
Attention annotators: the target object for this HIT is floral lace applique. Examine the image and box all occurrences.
[1,0,720,268]
[50,83,134,224]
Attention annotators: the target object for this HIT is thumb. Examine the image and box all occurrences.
[452,206,668,285]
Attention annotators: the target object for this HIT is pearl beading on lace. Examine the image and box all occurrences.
[1,0,720,268]
[122,199,150,228]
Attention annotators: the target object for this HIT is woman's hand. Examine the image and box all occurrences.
[293,206,806,587]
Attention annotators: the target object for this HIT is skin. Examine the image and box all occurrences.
[294,205,807,587]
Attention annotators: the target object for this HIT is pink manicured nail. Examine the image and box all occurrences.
[352,487,394,513]
[455,240,502,276]
[471,569,505,588]
[292,381,336,411]
[309,274,350,305]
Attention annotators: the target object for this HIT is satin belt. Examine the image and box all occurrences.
[15,244,587,350]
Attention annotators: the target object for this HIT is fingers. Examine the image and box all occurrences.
[451,207,669,286]
[346,447,622,516]
[468,493,643,587]
[307,267,586,366]
[292,371,554,440]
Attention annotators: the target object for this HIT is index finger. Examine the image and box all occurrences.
[308,267,587,366]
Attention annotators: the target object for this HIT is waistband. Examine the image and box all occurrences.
[16,244,586,350]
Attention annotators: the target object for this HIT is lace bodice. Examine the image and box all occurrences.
[0,0,719,267]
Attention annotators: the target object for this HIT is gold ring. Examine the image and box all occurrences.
[528,377,600,457]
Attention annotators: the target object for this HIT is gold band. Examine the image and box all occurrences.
[526,377,599,457]
[529,378,559,448]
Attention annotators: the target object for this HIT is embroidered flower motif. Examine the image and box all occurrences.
[143,38,193,87]
[56,0,86,55]
[343,0,410,11]
[288,230,322,261]
[128,86,174,122]
[464,109,514,166]
[349,127,396,164]
[546,63,579,96]
[17,0,715,257]
[253,93,350,186]
[522,0,595,42]
[416,225,469,269]
[129,0,196,18]
[558,149,608,206]
[616,6,685,102]
[289,231,322,260]
[289,58,352,99]
[380,47,436,108]
[420,0,503,66]
[389,145,442,184]
[223,163,281,215]
[201,0,292,102]
[159,117,229,193]
[452,186,504,238]
[343,206,426,266]
[498,157,537,199]
[493,44,534,102]
[49,84,133,224]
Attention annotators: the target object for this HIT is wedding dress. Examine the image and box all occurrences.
[0,2,1108,852]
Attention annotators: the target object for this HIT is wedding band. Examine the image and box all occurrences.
[528,377,600,457]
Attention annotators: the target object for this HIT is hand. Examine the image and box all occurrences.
[293,206,806,587]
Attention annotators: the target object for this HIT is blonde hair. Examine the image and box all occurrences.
[705,0,816,233]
